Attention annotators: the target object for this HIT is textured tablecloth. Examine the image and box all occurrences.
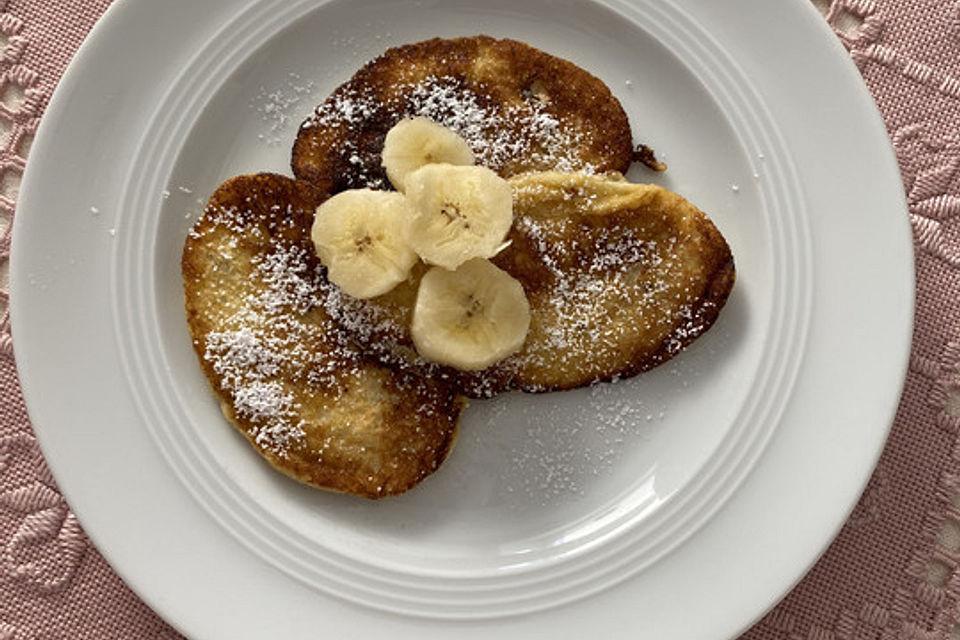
[0,0,958,638]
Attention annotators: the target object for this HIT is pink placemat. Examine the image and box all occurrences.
[1,0,958,638]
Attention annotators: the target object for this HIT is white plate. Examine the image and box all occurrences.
[10,0,912,637]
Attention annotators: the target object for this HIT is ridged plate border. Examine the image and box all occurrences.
[111,0,811,619]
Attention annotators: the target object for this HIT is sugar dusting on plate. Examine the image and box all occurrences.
[444,376,673,505]
[252,73,317,146]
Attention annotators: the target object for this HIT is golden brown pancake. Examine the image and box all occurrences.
[292,36,644,194]
[324,172,735,397]
[181,173,465,498]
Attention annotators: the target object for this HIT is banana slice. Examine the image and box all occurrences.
[381,117,475,191]
[311,189,418,299]
[405,164,513,270]
[411,259,530,371]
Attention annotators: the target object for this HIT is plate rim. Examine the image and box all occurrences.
[9,0,914,637]
[110,0,812,617]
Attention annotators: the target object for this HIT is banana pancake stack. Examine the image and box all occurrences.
[182,36,735,498]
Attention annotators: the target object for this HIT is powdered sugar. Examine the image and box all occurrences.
[252,73,317,146]
[303,74,599,189]
[508,213,690,377]
[325,188,701,398]
[457,377,669,503]
[309,87,378,129]
[250,244,325,315]
[405,76,593,173]
[194,222,360,457]
[232,381,296,425]
[205,327,282,386]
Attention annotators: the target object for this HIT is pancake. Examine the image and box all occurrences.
[324,172,735,397]
[181,173,465,499]
[291,36,647,194]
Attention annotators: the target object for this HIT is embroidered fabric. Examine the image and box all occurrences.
[0,1,180,636]
[744,1,960,639]
[0,9,40,357]
[0,0,957,638]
